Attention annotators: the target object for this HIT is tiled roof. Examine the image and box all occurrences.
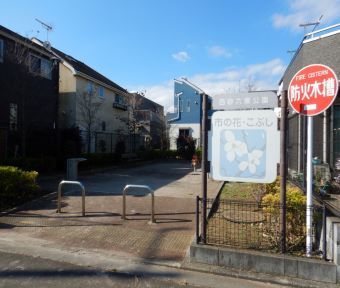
[0,25,54,57]
[31,37,127,94]
[51,46,127,93]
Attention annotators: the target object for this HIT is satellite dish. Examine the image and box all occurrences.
[43,41,51,50]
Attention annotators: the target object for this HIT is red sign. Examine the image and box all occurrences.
[288,64,338,116]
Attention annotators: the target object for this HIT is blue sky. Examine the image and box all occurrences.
[1,0,340,111]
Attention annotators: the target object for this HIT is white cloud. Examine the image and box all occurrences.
[208,46,232,58]
[132,59,286,113]
[172,51,190,62]
[273,0,340,31]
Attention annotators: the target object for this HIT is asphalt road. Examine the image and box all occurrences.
[38,160,220,198]
[0,251,197,288]
[0,250,286,288]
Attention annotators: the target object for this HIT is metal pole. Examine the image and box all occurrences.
[298,115,302,173]
[81,185,85,217]
[323,203,327,260]
[122,187,127,220]
[201,93,208,244]
[151,191,155,223]
[57,180,85,216]
[122,185,155,223]
[280,90,287,254]
[323,111,328,164]
[306,116,314,256]
[196,196,200,244]
[57,182,62,213]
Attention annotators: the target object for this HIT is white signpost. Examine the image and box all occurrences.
[211,110,279,183]
[288,64,339,257]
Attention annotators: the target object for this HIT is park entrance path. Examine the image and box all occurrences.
[0,161,221,265]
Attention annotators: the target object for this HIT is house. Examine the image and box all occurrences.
[167,78,211,150]
[279,23,340,176]
[0,25,59,160]
[130,92,165,150]
[32,38,130,154]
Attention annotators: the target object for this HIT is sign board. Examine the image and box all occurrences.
[213,91,277,110]
[211,110,279,183]
[288,64,338,116]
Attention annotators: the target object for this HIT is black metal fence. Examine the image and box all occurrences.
[94,132,145,154]
[197,197,324,254]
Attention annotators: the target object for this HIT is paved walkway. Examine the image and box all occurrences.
[0,161,222,265]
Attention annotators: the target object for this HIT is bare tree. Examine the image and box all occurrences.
[117,93,143,152]
[77,87,103,153]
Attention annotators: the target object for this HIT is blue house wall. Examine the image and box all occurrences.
[172,80,202,124]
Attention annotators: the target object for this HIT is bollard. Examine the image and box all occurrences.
[122,184,155,223]
[57,180,86,216]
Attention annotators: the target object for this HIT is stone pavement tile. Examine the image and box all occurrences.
[0,162,222,264]
[0,196,197,262]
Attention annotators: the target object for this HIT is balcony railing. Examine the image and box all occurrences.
[113,102,127,111]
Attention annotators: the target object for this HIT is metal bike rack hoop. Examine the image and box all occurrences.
[122,184,155,223]
[57,180,86,216]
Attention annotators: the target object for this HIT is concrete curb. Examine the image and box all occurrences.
[189,243,338,286]
[0,191,57,217]
[181,258,338,288]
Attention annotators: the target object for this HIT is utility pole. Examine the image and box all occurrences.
[280,91,288,253]
[201,93,208,244]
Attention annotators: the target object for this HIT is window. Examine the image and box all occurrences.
[86,82,94,95]
[0,39,3,63]
[334,106,340,169]
[99,86,104,98]
[179,128,190,138]
[29,54,52,79]
[186,100,191,112]
[101,121,106,131]
[41,58,52,79]
[115,94,124,104]
[113,93,127,110]
[9,103,17,131]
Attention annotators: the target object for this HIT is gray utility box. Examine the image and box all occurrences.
[66,158,87,180]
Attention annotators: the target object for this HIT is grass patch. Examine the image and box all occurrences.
[220,182,261,201]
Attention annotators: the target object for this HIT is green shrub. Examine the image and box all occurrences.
[3,156,57,173]
[195,148,202,161]
[262,185,306,251]
[0,166,39,211]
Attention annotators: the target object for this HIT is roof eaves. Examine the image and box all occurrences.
[279,22,340,85]
[0,26,54,58]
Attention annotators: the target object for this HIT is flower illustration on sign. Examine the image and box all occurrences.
[223,131,247,161]
[239,149,263,174]
[219,129,266,179]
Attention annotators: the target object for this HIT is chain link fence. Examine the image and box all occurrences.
[197,198,323,253]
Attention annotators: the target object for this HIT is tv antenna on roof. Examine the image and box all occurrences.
[35,18,53,41]
[299,15,323,34]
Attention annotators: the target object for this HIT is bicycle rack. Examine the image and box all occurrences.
[122,184,155,223]
[57,180,86,216]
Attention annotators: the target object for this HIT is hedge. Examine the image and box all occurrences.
[0,166,39,211]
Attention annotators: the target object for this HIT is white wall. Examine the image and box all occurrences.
[169,123,200,150]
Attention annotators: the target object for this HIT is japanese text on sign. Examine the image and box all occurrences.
[290,77,336,102]
[214,117,274,128]
[288,64,338,116]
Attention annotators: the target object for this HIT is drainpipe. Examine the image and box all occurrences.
[168,92,183,122]
[323,110,328,164]
[168,92,183,149]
